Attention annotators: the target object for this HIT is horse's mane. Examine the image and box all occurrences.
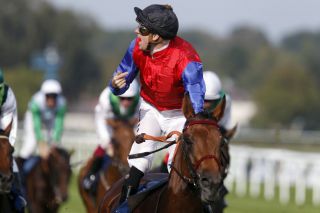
[192,110,215,120]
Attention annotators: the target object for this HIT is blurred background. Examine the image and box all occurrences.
[1,0,320,212]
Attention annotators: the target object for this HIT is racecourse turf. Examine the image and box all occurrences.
[59,174,320,213]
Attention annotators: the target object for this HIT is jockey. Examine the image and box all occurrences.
[110,4,205,203]
[203,71,233,136]
[0,68,27,211]
[82,79,140,191]
[19,79,66,159]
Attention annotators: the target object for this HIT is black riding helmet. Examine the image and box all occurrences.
[134,4,179,40]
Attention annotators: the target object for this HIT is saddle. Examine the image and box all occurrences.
[114,173,168,213]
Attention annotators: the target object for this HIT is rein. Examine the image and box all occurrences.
[128,131,181,159]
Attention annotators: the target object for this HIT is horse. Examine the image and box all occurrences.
[21,146,73,213]
[98,94,228,213]
[79,118,136,213]
[0,122,17,212]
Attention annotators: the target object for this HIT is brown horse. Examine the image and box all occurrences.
[99,94,228,213]
[0,124,15,212]
[78,119,135,213]
[23,146,72,213]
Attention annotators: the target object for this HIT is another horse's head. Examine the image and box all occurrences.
[107,119,136,163]
[176,94,227,204]
[46,146,72,204]
[0,123,14,194]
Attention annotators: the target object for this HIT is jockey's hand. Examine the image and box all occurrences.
[38,142,50,159]
[111,71,128,89]
[106,143,114,157]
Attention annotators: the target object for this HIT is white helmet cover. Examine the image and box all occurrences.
[119,79,139,98]
[203,71,222,100]
[41,79,62,94]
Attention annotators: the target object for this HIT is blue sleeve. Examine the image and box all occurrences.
[109,39,139,95]
[182,62,205,114]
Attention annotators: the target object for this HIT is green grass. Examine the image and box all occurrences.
[225,192,320,213]
[59,174,86,213]
[60,174,320,213]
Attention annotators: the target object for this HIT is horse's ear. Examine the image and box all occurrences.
[3,120,12,137]
[129,118,138,127]
[106,119,118,128]
[224,124,238,141]
[182,93,195,119]
[212,96,226,121]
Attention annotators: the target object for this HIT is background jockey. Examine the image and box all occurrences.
[82,79,140,191]
[0,68,26,212]
[110,4,205,204]
[19,79,66,160]
[203,71,234,136]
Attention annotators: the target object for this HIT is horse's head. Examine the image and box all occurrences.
[0,122,14,194]
[176,94,227,204]
[46,146,72,204]
[107,119,136,163]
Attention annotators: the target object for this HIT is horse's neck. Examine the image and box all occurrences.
[167,146,193,195]
[113,126,134,163]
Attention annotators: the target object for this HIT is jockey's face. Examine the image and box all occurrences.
[120,97,134,109]
[135,26,150,51]
[135,24,160,52]
[45,93,58,108]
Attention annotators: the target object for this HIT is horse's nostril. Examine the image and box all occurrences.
[201,177,211,187]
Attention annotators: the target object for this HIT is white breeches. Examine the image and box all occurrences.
[128,100,185,173]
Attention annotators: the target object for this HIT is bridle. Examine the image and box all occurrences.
[170,118,223,190]
[0,135,9,140]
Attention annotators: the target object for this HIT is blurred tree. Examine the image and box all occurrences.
[0,0,102,102]
[3,67,43,118]
[252,59,320,129]
[218,26,272,91]
[281,31,320,86]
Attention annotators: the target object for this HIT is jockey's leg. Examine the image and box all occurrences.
[119,100,161,204]
[160,110,185,173]
[118,166,144,204]
[83,146,105,191]
[10,160,27,213]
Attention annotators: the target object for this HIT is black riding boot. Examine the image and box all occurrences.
[83,156,104,192]
[118,166,144,204]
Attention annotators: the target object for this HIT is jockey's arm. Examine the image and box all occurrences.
[109,39,139,95]
[94,89,114,148]
[181,62,206,114]
[52,105,66,142]
[30,101,44,142]
[1,87,18,146]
